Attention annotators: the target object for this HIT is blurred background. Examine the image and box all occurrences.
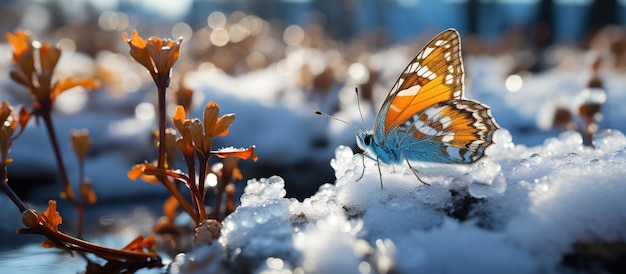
[1,0,625,201]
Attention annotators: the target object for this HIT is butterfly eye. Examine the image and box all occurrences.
[364,135,372,146]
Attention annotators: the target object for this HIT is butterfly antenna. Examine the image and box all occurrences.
[355,86,367,129]
[314,110,361,131]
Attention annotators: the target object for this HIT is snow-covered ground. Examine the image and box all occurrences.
[169,127,626,273]
[2,31,626,273]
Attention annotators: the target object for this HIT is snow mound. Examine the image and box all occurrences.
[180,128,626,273]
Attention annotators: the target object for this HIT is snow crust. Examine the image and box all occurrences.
[176,128,626,273]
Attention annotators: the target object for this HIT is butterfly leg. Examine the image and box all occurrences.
[403,154,430,186]
[355,155,384,188]
[377,156,384,189]
[356,154,365,181]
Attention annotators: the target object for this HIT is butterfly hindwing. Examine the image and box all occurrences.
[394,99,498,163]
[375,29,464,142]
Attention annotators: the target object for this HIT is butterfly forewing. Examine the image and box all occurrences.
[376,29,464,140]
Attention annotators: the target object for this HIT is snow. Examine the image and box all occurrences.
[186,129,625,273]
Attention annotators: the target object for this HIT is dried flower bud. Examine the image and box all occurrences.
[70,129,91,163]
[193,219,222,246]
[21,209,40,229]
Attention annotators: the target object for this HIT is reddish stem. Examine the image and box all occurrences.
[197,156,209,220]
[0,166,29,213]
[155,78,167,170]
[184,158,206,221]
[214,187,223,221]
[40,105,86,237]
[159,175,199,224]
[18,219,161,263]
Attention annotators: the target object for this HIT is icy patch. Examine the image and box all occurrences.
[293,213,363,273]
[468,158,506,199]
[592,129,626,153]
[219,176,295,267]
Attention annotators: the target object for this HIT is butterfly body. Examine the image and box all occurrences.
[356,29,499,178]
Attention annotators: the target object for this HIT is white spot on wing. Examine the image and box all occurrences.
[417,65,429,76]
[441,133,455,143]
[397,85,421,96]
[413,119,426,129]
[405,62,419,73]
[445,74,454,84]
[422,47,435,58]
[440,115,452,128]
[418,125,437,135]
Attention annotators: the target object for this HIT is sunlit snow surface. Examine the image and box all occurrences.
[171,129,626,273]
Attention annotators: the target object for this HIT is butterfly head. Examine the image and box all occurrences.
[356,130,375,155]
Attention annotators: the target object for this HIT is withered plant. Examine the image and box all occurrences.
[124,30,257,236]
[0,28,257,272]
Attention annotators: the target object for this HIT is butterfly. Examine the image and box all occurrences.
[355,28,499,186]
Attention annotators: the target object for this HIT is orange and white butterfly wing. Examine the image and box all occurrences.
[374,29,464,142]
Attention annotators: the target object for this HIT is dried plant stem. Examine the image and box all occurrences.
[159,175,199,223]
[154,78,203,223]
[41,110,86,237]
[3,165,160,266]
[197,156,209,220]
[185,161,206,221]
[19,222,161,263]
[156,82,167,170]
[0,166,28,213]
[214,188,223,221]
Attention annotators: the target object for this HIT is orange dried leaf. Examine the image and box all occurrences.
[51,78,100,100]
[163,195,179,221]
[123,30,154,74]
[172,105,186,128]
[128,164,144,180]
[0,102,11,124]
[233,168,243,181]
[70,129,92,163]
[42,200,62,232]
[128,163,161,183]
[213,114,235,137]
[212,145,258,162]
[122,235,156,253]
[123,30,182,78]
[6,30,35,78]
[5,30,31,59]
[80,180,97,204]
[60,185,75,200]
[203,102,219,138]
[18,106,31,129]
[38,44,61,76]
